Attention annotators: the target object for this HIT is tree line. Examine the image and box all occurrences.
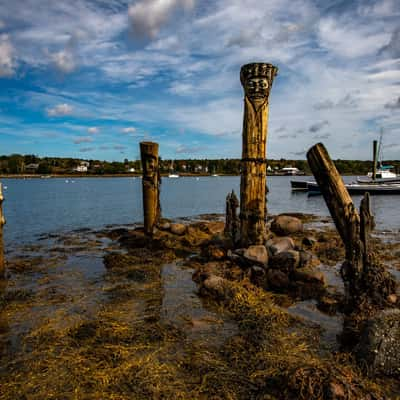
[0,154,398,176]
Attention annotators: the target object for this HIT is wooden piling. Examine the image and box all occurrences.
[140,142,161,236]
[239,63,277,246]
[0,183,5,277]
[224,190,239,244]
[307,143,396,308]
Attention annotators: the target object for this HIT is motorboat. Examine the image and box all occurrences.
[307,181,400,195]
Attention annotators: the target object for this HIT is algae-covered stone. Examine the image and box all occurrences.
[292,267,326,285]
[270,215,303,236]
[355,309,400,376]
[170,223,187,235]
[266,237,295,256]
[267,269,289,290]
[269,250,300,272]
[243,245,268,267]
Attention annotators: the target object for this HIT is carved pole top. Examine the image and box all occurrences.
[140,141,159,155]
[240,62,278,103]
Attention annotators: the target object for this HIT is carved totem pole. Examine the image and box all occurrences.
[0,183,5,277]
[140,142,161,235]
[239,63,278,246]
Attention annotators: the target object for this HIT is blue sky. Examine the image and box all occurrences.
[0,0,399,161]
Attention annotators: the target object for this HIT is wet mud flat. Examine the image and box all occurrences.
[0,214,399,399]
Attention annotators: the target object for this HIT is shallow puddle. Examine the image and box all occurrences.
[161,262,237,345]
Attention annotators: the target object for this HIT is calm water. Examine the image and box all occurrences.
[1,176,399,246]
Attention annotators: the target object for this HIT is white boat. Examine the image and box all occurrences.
[168,160,179,178]
[357,132,399,184]
[307,181,400,195]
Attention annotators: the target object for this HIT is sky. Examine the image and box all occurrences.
[0,0,399,161]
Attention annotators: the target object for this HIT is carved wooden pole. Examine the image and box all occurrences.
[0,183,5,277]
[140,142,161,236]
[239,63,278,246]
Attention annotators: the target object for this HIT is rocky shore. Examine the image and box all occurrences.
[0,213,399,399]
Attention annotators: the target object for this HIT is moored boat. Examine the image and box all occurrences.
[307,181,400,195]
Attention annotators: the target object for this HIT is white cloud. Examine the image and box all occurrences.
[46,103,73,117]
[318,18,389,58]
[0,34,16,77]
[73,136,93,144]
[121,127,136,134]
[87,126,99,134]
[51,48,76,73]
[128,0,195,39]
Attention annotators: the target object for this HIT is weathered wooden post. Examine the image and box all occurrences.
[224,190,239,243]
[307,143,396,308]
[0,183,5,277]
[239,62,278,246]
[140,142,161,236]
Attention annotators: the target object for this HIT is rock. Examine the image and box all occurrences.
[158,222,171,231]
[317,296,339,314]
[200,274,231,300]
[299,250,313,268]
[302,236,316,248]
[355,309,400,376]
[248,266,267,287]
[270,215,303,236]
[243,245,268,267]
[327,382,346,399]
[209,246,225,260]
[267,269,290,290]
[292,267,326,285]
[269,250,300,273]
[266,237,295,256]
[387,294,397,304]
[170,223,187,235]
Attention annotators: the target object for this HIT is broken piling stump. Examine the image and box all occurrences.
[306,143,396,310]
[140,142,161,236]
[239,62,277,247]
[224,190,239,244]
[0,182,5,277]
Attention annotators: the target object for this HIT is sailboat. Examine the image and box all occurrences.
[357,131,399,184]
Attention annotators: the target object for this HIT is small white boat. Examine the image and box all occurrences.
[168,174,179,178]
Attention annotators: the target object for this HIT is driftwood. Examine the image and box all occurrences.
[0,183,5,277]
[224,190,239,243]
[307,143,396,310]
[239,63,277,247]
[140,142,161,236]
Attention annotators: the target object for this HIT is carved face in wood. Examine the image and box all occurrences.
[144,157,157,176]
[244,77,269,100]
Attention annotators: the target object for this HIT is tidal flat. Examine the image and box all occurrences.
[0,214,399,399]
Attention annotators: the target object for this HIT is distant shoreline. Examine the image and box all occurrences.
[0,173,319,179]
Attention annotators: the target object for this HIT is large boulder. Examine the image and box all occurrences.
[355,309,400,376]
[271,215,303,236]
[242,245,269,267]
[269,250,300,273]
[266,236,295,256]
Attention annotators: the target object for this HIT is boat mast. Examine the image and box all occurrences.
[372,139,378,181]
